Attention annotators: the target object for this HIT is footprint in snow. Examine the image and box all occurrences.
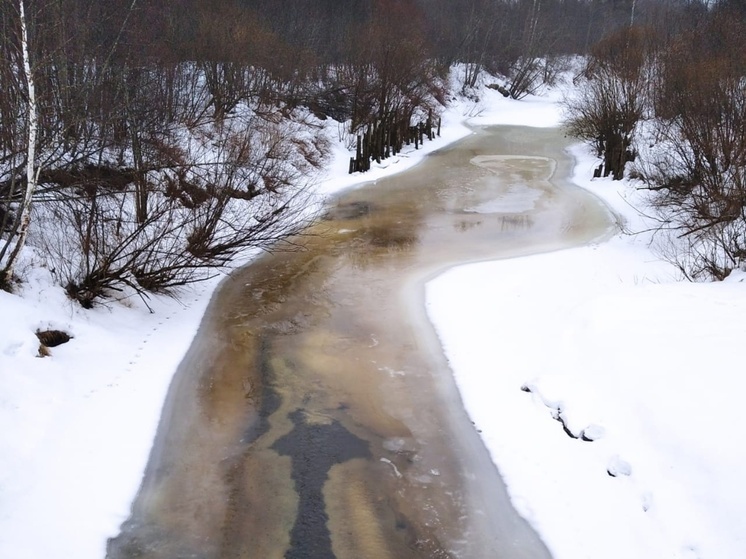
[521,383,604,441]
[607,455,632,477]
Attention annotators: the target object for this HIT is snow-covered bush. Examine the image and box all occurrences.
[636,13,746,280]
[29,107,326,307]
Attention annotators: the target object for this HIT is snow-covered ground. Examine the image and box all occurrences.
[1,67,744,559]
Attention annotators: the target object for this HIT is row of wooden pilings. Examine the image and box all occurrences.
[348,110,441,174]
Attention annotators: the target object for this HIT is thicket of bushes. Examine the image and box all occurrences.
[564,1,746,280]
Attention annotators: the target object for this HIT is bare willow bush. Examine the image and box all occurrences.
[639,13,746,280]
[563,27,653,180]
[31,109,326,307]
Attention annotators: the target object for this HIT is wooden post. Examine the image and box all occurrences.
[357,131,363,173]
[364,127,371,171]
[374,120,381,164]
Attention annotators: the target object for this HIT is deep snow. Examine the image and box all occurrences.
[1,67,744,559]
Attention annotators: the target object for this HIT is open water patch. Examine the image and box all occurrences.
[272,409,371,559]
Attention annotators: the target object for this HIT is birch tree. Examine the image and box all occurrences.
[0,0,38,288]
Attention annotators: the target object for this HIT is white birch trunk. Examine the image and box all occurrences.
[2,0,39,283]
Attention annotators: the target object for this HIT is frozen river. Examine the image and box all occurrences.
[107,125,612,559]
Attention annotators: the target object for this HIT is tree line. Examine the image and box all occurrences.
[1,0,734,305]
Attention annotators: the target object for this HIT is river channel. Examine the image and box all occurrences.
[107,125,614,559]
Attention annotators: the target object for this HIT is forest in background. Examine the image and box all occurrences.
[0,0,744,305]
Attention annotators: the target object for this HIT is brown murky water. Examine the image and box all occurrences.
[107,126,614,559]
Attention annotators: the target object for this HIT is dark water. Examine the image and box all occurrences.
[107,126,613,559]
[273,409,371,559]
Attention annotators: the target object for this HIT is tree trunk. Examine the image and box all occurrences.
[2,0,38,287]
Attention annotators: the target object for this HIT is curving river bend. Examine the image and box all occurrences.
[107,125,613,559]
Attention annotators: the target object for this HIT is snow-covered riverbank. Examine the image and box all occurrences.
[426,92,746,558]
[2,69,744,559]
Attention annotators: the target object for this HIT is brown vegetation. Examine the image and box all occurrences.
[564,2,746,279]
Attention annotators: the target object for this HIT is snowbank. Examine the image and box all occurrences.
[0,259,222,559]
